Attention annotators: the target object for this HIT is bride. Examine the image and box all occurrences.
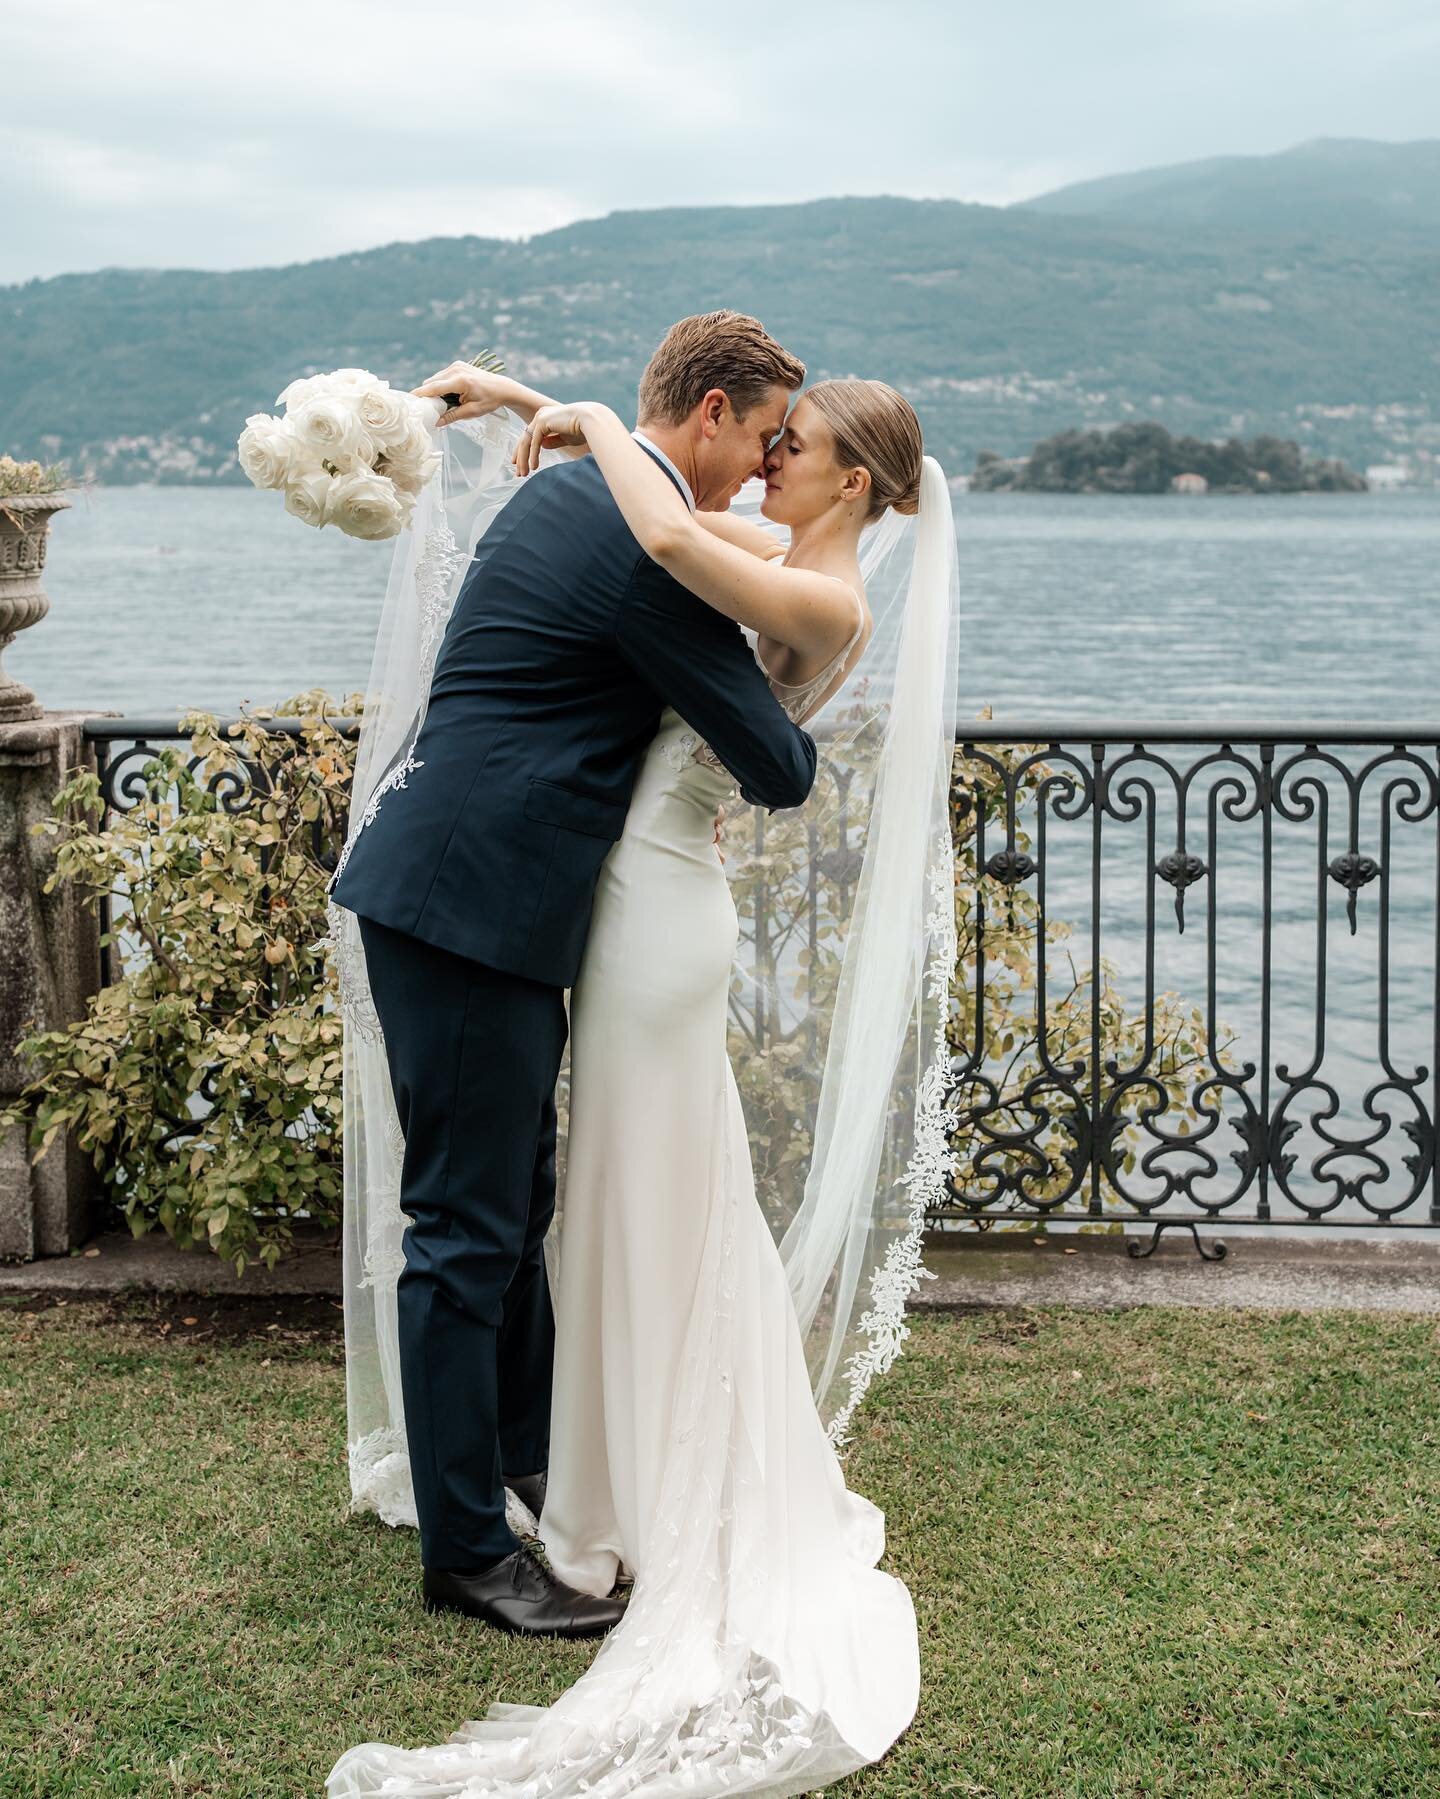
[327,361,960,1795]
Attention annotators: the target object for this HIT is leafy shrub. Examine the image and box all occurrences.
[2,690,1225,1269]
[0,694,357,1271]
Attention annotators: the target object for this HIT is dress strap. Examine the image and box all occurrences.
[763,585,865,725]
[697,587,866,773]
[760,584,865,696]
[839,583,866,654]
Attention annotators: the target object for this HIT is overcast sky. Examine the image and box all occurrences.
[4,0,1437,286]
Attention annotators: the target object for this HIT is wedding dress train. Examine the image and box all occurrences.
[326,708,920,1797]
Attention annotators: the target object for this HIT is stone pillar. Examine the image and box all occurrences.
[0,712,105,1259]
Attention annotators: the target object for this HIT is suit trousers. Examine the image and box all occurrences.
[357,914,567,1570]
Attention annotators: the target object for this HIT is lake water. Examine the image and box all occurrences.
[13,486,1440,720]
[15,486,1440,1234]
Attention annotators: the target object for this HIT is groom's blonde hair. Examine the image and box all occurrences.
[638,310,805,427]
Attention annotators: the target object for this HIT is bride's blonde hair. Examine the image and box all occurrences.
[805,379,924,519]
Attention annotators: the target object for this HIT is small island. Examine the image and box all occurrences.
[972,422,1368,494]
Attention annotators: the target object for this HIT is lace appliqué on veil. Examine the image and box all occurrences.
[323,902,382,1043]
[824,825,958,1448]
[349,1427,539,1541]
[348,1425,418,1528]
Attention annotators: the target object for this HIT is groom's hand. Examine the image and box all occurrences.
[713,803,726,864]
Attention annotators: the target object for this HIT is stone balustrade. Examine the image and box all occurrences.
[0,712,107,1259]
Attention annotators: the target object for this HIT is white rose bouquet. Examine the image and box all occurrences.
[236,367,445,540]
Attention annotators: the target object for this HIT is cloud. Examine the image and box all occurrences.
[2,0,1438,284]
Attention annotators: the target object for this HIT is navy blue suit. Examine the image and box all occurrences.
[331,449,816,1570]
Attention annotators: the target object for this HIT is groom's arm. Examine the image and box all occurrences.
[615,559,817,811]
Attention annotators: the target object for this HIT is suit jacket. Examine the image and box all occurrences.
[329,448,817,986]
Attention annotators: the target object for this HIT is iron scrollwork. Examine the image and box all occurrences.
[942,724,1440,1249]
[80,715,1440,1251]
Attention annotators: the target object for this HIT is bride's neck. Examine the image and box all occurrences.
[785,502,865,573]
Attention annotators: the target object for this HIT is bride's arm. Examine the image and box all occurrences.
[515,402,855,663]
[694,509,787,562]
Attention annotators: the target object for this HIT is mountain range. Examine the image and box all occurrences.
[1023,136,1440,239]
[1,137,1435,486]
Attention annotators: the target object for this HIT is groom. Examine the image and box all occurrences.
[329,311,815,1637]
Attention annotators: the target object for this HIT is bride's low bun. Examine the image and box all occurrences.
[806,379,924,520]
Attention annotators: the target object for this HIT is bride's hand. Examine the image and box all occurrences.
[413,362,518,425]
[513,403,596,477]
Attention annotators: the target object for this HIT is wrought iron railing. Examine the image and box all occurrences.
[81,716,1440,1250]
[83,715,360,988]
[86,714,360,820]
[943,722,1440,1253]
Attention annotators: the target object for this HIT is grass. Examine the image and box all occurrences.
[1,1294,1435,1797]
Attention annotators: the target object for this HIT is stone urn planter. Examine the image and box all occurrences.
[0,492,71,723]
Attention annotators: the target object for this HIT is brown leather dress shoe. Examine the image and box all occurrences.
[422,1544,625,1639]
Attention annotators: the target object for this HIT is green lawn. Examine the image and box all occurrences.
[1,1294,1435,1797]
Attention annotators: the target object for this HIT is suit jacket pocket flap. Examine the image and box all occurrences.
[524,778,627,840]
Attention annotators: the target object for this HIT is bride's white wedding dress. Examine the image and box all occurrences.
[327,687,921,1796]
[328,425,959,1798]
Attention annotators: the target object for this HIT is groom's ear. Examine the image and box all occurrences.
[696,389,729,440]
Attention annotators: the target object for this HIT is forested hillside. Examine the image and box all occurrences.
[3,140,1436,485]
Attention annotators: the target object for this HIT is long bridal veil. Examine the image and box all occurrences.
[330,412,960,1530]
[328,410,534,1527]
[724,455,959,1442]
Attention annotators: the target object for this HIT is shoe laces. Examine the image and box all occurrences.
[512,1540,554,1596]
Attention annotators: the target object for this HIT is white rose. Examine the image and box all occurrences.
[400,394,442,440]
[388,413,441,468]
[328,367,385,394]
[356,383,413,446]
[326,468,408,540]
[236,413,297,490]
[335,442,380,475]
[283,469,332,529]
[382,461,426,496]
[277,367,386,409]
[276,372,329,409]
[381,437,442,494]
[287,393,372,465]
